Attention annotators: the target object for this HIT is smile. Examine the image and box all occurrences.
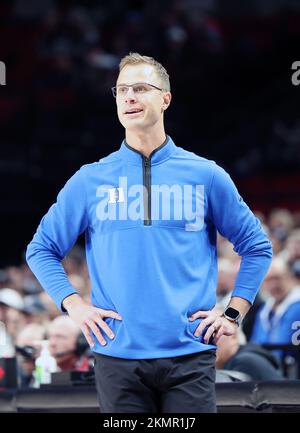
[124,109,143,117]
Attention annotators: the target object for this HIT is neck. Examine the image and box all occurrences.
[273,287,292,308]
[125,127,167,158]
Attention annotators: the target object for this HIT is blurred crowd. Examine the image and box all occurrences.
[1,0,300,388]
[1,207,300,387]
[0,245,93,387]
[1,0,300,269]
[216,207,300,380]
[1,0,300,181]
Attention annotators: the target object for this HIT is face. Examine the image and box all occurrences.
[263,266,289,302]
[5,307,27,338]
[0,304,6,321]
[48,323,77,357]
[286,236,300,261]
[115,63,171,132]
[16,333,42,376]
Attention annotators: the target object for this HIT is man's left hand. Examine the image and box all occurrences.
[189,309,238,344]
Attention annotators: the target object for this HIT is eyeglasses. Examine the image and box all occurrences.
[111,82,165,98]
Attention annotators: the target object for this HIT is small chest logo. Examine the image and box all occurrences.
[108,187,125,203]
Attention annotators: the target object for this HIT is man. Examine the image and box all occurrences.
[250,256,300,353]
[214,308,283,381]
[0,288,27,357]
[216,258,264,341]
[48,316,90,372]
[216,258,238,306]
[26,52,272,413]
[15,323,46,387]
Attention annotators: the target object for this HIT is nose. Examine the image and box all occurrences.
[125,87,136,102]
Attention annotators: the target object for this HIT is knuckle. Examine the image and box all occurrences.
[93,324,102,335]
[97,319,106,329]
[104,326,112,335]
[86,314,94,322]
[82,319,90,329]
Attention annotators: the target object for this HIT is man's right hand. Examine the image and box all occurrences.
[62,294,122,348]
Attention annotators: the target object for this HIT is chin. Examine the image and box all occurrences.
[124,121,147,131]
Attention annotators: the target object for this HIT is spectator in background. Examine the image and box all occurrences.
[38,291,61,320]
[47,316,90,372]
[282,229,300,267]
[250,257,300,357]
[268,209,295,254]
[216,256,264,341]
[62,245,87,276]
[68,273,89,299]
[22,294,51,325]
[0,269,10,289]
[5,267,27,293]
[217,234,241,266]
[216,315,283,381]
[15,323,46,388]
[5,306,28,343]
[216,258,237,306]
[291,258,300,286]
[0,288,27,354]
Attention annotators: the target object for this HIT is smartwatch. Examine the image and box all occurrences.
[222,307,241,327]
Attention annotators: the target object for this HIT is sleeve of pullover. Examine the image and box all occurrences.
[26,168,88,312]
[208,164,273,304]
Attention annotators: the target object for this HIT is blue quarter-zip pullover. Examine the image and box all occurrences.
[26,136,272,358]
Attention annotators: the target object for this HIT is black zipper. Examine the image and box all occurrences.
[143,156,151,225]
[124,136,169,226]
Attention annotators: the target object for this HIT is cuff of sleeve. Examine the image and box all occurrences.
[230,288,258,306]
[59,290,79,313]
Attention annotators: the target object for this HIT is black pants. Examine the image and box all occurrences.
[93,350,217,413]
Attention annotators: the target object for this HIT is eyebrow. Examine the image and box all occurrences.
[116,82,157,87]
[116,82,141,86]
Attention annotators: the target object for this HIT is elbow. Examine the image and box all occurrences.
[25,241,35,267]
[259,238,273,260]
[236,236,273,260]
[267,239,273,260]
[255,239,273,261]
[25,239,63,265]
[263,236,273,260]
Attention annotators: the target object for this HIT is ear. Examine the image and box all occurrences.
[162,91,172,111]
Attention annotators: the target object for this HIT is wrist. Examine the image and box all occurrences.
[222,315,239,327]
[62,293,83,312]
[222,306,242,327]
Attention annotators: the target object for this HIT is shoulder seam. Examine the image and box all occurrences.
[99,156,122,165]
[171,152,215,165]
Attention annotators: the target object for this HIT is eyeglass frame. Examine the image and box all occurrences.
[111,82,167,98]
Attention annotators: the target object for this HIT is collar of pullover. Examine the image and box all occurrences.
[119,135,176,165]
